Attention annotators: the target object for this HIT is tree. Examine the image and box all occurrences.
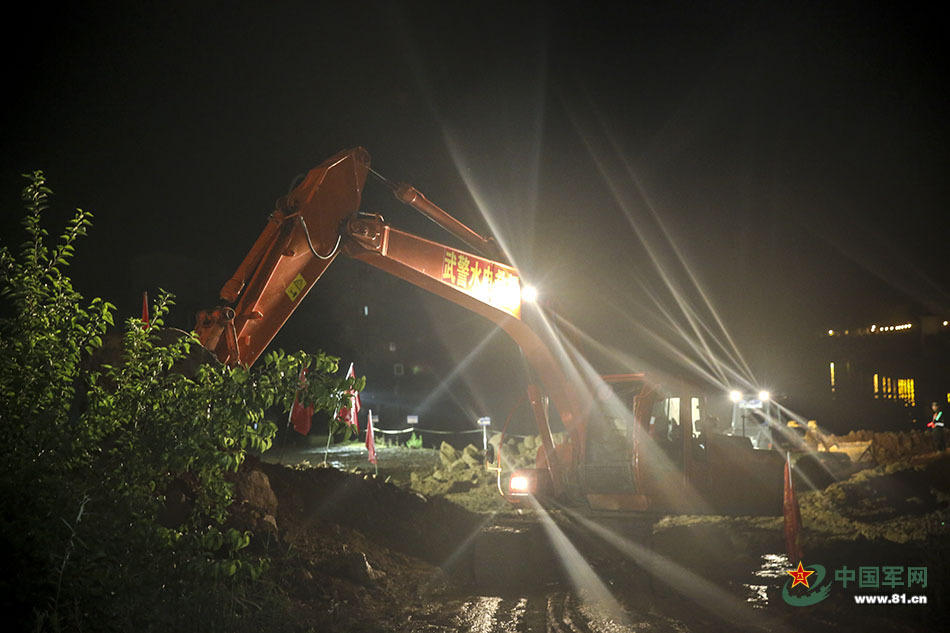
[0,172,360,632]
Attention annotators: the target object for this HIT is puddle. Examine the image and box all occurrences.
[743,553,789,608]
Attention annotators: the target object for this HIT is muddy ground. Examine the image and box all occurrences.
[240,432,950,632]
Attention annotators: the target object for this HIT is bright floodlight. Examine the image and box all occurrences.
[509,475,531,494]
[521,284,539,303]
[758,390,771,402]
[729,390,743,403]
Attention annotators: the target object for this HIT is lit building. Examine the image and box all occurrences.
[820,315,950,431]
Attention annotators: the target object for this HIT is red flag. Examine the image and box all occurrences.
[141,291,149,329]
[784,452,803,562]
[289,366,314,436]
[336,362,361,432]
[365,409,377,464]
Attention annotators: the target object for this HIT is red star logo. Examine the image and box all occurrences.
[787,561,815,588]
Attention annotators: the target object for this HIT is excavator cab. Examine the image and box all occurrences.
[508,374,784,516]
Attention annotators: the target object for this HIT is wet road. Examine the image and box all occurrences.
[403,591,692,633]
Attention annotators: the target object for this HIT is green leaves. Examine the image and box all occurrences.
[406,431,424,449]
[0,173,353,632]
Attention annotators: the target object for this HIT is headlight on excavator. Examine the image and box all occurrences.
[508,470,536,496]
[510,475,530,493]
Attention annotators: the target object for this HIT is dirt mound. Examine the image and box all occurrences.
[409,442,494,498]
[404,436,570,514]
[799,452,950,545]
[651,453,950,578]
[792,451,858,491]
[226,456,490,632]
[407,434,566,497]
[253,457,483,570]
[827,429,938,464]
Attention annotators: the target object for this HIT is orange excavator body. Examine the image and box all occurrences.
[195,147,783,513]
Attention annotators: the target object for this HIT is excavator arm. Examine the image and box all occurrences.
[195,147,586,496]
[196,147,370,367]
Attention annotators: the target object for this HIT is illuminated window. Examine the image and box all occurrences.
[667,397,681,427]
[897,378,915,407]
[829,362,836,392]
[873,373,879,398]
[691,397,701,436]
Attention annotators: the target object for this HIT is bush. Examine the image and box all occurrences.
[0,172,356,631]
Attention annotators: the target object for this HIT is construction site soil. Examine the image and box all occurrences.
[238,432,950,632]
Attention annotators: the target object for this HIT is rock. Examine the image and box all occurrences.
[448,458,469,473]
[325,550,385,585]
[259,513,279,537]
[439,441,459,466]
[234,468,278,516]
[225,502,278,540]
[461,444,482,468]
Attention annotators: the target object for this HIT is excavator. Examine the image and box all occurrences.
[195,147,783,516]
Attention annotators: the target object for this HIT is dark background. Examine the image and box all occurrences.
[2,1,947,432]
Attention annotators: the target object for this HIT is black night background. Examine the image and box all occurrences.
[3,0,948,433]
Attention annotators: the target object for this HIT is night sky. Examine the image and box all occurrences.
[2,1,947,425]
